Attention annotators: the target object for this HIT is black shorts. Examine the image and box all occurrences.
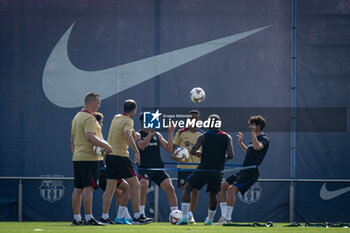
[138,169,170,186]
[106,155,136,180]
[225,170,259,195]
[177,171,193,188]
[187,171,222,193]
[73,161,100,189]
[98,167,125,191]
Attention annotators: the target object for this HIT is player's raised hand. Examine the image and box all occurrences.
[149,129,155,135]
[249,124,256,132]
[237,132,243,144]
[168,121,176,132]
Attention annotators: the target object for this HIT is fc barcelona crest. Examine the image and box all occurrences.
[237,182,262,204]
[39,174,65,203]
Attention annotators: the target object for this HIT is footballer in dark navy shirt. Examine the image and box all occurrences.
[217,115,269,224]
[177,114,234,225]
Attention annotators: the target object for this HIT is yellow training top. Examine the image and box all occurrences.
[173,128,203,169]
[71,111,102,161]
[96,122,103,140]
[108,114,134,157]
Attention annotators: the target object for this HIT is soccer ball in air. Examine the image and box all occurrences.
[169,210,183,225]
[175,147,190,162]
[190,87,205,103]
[93,146,105,156]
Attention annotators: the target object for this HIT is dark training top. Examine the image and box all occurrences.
[242,134,269,167]
[194,130,232,171]
[138,130,164,168]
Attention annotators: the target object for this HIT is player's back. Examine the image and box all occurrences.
[199,131,229,170]
[107,114,134,157]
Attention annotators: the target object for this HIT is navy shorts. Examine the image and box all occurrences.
[187,171,222,193]
[73,161,100,189]
[177,171,193,188]
[225,169,259,195]
[138,169,170,186]
[99,167,125,191]
[106,155,136,180]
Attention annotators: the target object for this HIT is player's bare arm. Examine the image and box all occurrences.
[170,128,184,161]
[85,132,112,153]
[190,134,204,156]
[124,130,141,165]
[135,130,154,150]
[250,125,264,150]
[226,135,234,160]
[131,130,136,140]
[156,132,170,152]
[157,122,176,152]
[237,132,247,153]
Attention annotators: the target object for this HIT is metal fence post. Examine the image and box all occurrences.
[289,181,295,222]
[154,185,159,222]
[289,0,297,223]
[18,179,23,222]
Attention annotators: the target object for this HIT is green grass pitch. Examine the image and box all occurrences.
[0,222,348,233]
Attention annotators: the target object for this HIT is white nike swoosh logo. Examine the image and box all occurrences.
[42,23,271,108]
[320,183,350,200]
